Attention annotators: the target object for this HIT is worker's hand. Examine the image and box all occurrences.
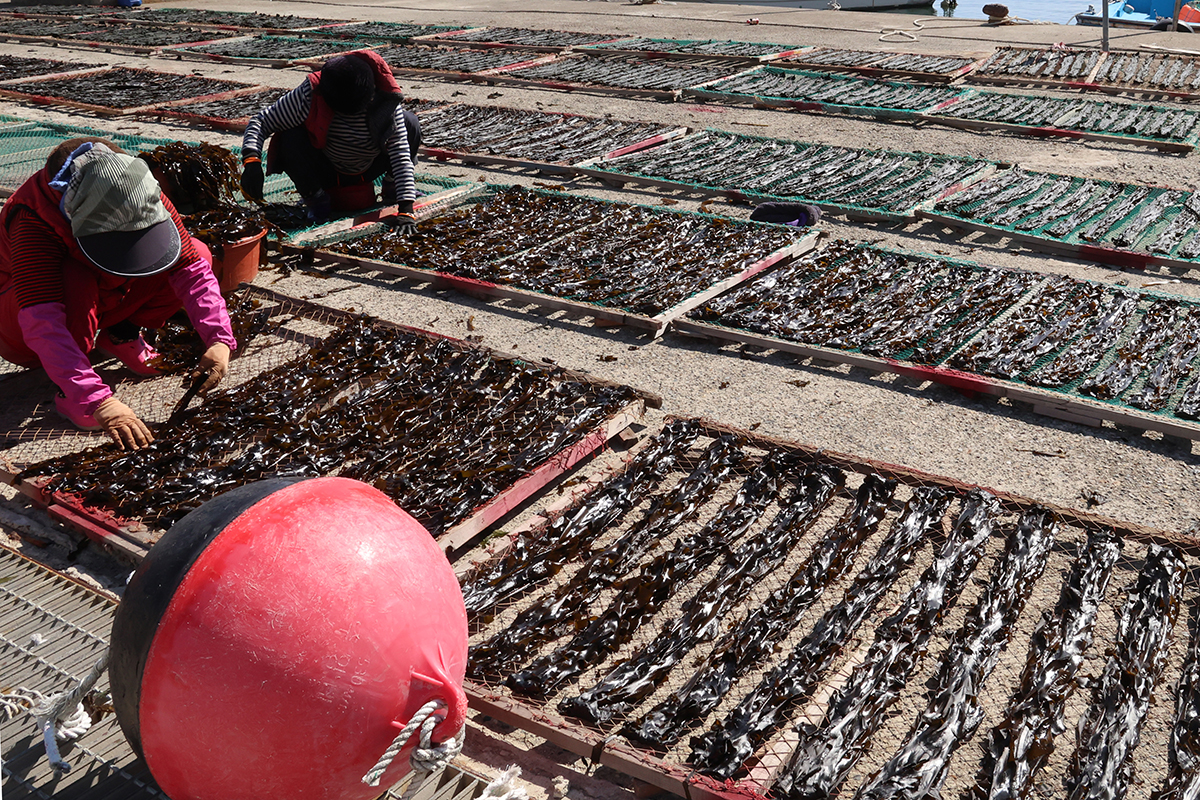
[388,212,417,235]
[93,397,154,451]
[240,159,264,203]
[194,342,231,394]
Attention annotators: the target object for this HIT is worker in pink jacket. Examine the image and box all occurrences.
[0,138,237,450]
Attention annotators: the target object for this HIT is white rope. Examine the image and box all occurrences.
[1,648,109,773]
[481,766,529,800]
[362,699,465,790]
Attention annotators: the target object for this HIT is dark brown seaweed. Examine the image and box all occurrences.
[687,486,952,778]
[503,458,786,697]
[469,435,746,681]
[773,490,1001,800]
[459,419,701,619]
[1064,543,1185,800]
[971,530,1123,800]
[625,474,898,749]
[557,467,846,727]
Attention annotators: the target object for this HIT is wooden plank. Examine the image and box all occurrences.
[309,248,671,332]
[680,84,930,122]
[921,112,1194,154]
[0,64,111,86]
[1082,82,1200,102]
[137,83,269,112]
[0,67,259,116]
[916,208,1200,274]
[592,126,690,161]
[451,443,645,580]
[419,146,578,175]
[598,743,695,798]
[679,415,1200,553]
[438,399,645,554]
[43,502,148,565]
[649,229,821,335]
[464,682,606,760]
[473,70,683,101]
[48,32,238,56]
[286,184,483,244]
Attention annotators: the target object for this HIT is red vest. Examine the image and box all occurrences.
[266,50,403,174]
[0,167,163,355]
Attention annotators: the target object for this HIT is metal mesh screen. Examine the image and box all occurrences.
[697,66,968,114]
[589,129,995,220]
[687,239,1200,426]
[5,287,642,541]
[460,418,1200,800]
[933,168,1200,262]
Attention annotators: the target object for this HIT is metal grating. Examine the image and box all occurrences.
[111,7,343,31]
[429,26,618,49]
[774,47,978,78]
[381,44,551,75]
[929,89,1200,150]
[418,103,684,168]
[460,417,1200,800]
[583,37,804,62]
[0,544,495,800]
[495,53,745,96]
[309,21,468,41]
[305,184,815,331]
[969,46,1104,88]
[170,35,386,66]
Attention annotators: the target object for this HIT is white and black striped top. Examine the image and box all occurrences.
[243,80,415,202]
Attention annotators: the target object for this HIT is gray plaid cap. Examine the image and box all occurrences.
[62,145,170,237]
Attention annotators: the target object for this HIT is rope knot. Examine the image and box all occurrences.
[362,699,465,790]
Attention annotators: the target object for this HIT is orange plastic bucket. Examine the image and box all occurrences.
[210,229,266,294]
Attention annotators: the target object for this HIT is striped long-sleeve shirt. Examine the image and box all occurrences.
[243,80,416,203]
[9,197,200,309]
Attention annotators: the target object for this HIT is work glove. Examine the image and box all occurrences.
[240,157,264,203]
[94,396,154,450]
[389,212,418,235]
[194,342,231,394]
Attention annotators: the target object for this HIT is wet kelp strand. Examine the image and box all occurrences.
[852,508,1059,800]
[971,530,1123,800]
[688,486,953,779]
[557,467,846,727]
[625,473,898,749]
[773,490,1001,800]
[1064,543,1185,800]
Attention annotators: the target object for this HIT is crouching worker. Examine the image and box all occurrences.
[0,138,237,450]
[240,50,422,231]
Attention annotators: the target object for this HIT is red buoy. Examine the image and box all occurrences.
[109,477,468,800]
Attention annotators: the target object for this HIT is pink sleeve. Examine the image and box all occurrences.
[167,258,238,351]
[17,302,112,413]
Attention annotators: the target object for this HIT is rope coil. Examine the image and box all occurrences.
[362,699,465,791]
[1,649,109,773]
